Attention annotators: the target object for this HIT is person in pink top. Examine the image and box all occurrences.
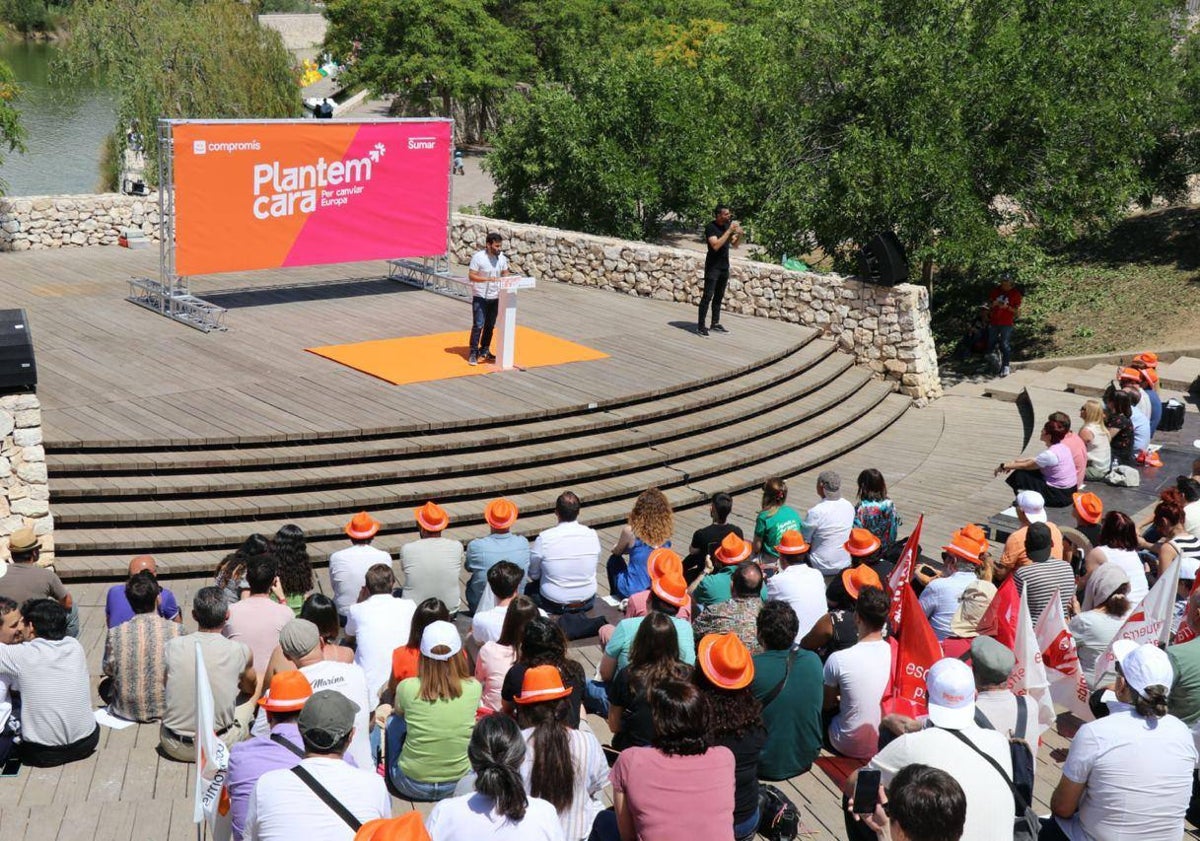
[1050,411,1088,488]
[475,596,539,712]
[995,418,1079,508]
[592,678,735,841]
[223,556,295,693]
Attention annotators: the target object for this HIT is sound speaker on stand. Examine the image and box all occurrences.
[858,231,909,286]
[0,309,37,393]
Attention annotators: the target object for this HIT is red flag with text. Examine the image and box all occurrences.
[881,582,942,718]
[1092,557,1180,685]
[976,575,1019,650]
[887,514,924,633]
[1034,590,1093,722]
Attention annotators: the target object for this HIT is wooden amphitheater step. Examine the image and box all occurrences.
[50,348,854,501]
[51,389,909,579]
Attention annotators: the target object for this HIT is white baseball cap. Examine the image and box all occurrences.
[926,657,977,730]
[419,620,463,661]
[1016,491,1047,524]
[1112,640,1174,698]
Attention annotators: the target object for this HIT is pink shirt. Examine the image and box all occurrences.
[1036,442,1078,489]
[611,746,735,841]
[223,596,294,680]
[475,641,516,711]
[1062,432,1087,486]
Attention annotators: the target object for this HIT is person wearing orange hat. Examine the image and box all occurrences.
[823,528,894,615]
[621,549,692,622]
[599,570,696,684]
[464,498,530,615]
[919,529,987,642]
[228,671,315,841]
[691,531,751,607]
[692,562,765,656]
[329,512,393,624]
[765,530,826,644]
[694,633,766,840]
[400,502,464,614]
[1130,356,1164,434]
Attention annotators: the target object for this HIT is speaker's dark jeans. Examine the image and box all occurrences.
[470,296,499,353]
[699,267,729,327]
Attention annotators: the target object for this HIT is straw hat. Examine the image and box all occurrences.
[484,498,518,530]
[345,512,380,540]
[698,633,755,690]
[713,533,752,565]
[414,501,449,532]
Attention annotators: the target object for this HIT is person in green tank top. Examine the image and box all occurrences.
[753,478,804,570]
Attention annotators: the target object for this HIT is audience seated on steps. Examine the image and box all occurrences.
[105,554,182,627]
[821,585,891,761]
[0,597,21,768]
[465,498,530,615]
[400,502,464,614]
[225,555,296,696]
[691,561,764,655]
[683,492,743,584]
[270,524,315,617]
[0,526,78,638]
[345,564,416,707]
[471,561,530,650]
[852,468,903,559]
[527,491,601,615]
[995,418,1079,508]
[803,471,857,578]
[752,477,803,573]
[606,488,674,601]
[100,569,183,722]
[597,549,690,649]
[476,596,539,713]
[765,530,825,644]
[329,511,393,624]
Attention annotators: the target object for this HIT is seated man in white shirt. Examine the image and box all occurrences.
[822,586,892,760]
[804,471,857,577]
[527,491,601,614]
[245,690,390,841]
[345,565,416,706]
[766,530,828,644]
[329,512,393,625]
[469,561,524,650]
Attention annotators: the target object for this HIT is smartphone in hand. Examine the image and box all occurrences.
[853,769,882,814]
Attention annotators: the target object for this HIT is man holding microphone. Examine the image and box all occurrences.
[467,232,513,366]
[699,205,741,336]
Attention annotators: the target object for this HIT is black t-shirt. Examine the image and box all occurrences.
[704,220,731,272]
[608,667,655,751]
[684,523,745,582]
[715,726,767,824]
[501,662,586,728]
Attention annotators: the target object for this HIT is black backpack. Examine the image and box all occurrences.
[757,783,801,841]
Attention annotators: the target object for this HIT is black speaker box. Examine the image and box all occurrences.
[0,309,36,392]
[858,231,910,286]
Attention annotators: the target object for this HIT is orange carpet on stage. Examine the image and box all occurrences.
[306,326,609,386]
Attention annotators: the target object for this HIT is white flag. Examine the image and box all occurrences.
[194,642,233,841]
[1034,590,1093,722]
[1091,558,1180,686]
[1008,586,1056,731]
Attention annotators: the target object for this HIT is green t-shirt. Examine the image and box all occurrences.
[754,506,804,559]
[749,649,824,780]
[396,676,483,782]
[605,615,696,672]
[1168,640,1200,725]
[694,566,734,606]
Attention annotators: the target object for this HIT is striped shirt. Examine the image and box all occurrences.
[520,725,609,841]
[1014,559,1077,624]
[0,637,95,746]
[103,611,184,722]
[1170,534,1200,567]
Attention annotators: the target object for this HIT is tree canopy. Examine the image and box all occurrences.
[0,60,26,195]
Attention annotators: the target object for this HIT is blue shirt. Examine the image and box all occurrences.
[614,538,669,599]
[918,570,976,640]
[1130,407,1151,454]
[105,582,180,627]
[604,614,695,672]
[1147,388,1163,434]
[227,721,305,841]
[464,532,531,612]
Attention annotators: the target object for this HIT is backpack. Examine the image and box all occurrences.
[756,783,801,841]
[962,698,1039,841]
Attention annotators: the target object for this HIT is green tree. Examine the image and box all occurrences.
[59,0,300,188]
[0,59,26,194]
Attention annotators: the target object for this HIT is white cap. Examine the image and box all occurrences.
[926,657,977,730]
[1112,640,1174,698]
[1016,491,1047,524]
[419,620,463,661]
[1181,557,1200,582]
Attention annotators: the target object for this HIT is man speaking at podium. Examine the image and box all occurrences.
[467,232,513,366]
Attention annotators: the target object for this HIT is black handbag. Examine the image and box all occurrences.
[757,784,801,841]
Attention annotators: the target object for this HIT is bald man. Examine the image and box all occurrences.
[105,555,182,627]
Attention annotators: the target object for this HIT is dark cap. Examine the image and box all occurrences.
[297,689,359,751]
[1025,521,1053,563]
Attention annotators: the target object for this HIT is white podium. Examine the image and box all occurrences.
[493,276,536,370]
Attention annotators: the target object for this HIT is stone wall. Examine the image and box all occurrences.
[258,13,329,52]
[0,393,52,565]
[0,194,159,251]
[451,215,942,401]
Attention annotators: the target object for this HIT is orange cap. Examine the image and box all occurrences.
[844,527,882,557]
[354,813,431,841]
[775,530,810,556]
[514,665,572,705]
[941,530,984,565]
[414,501,449,532]
[257,670,314,712]
[651,570,690,609]
[648,548,684,580]
[842,564,883,599]
[698,633,755,690]
[713,532,752,565]
[345,511,380,540]
[484,498,518,530]
[1073,491,1103,525]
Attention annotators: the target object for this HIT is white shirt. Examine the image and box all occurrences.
[529,521,601,605]
[245,756,390,841]
[471,604,510,646]
[973,689,1045,765]
[869,726,1015,841]
[1057,709,1197,841]
[297,661,373,770]
[1095,547,1148,605]
[1185,500,1200,540]
[427,792,564,841]
[766,563,827,643]
[804,497,857,574]
[346,593,416,703]
[822,638,892,759]
[328,544,393,618]
[468,249,510,300]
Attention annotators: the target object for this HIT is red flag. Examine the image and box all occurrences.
[976,575,1018,650]
[887,514,924,633]
[1034,590,1093,722]
[881,582,943,718]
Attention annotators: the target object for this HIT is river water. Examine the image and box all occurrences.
[0,40,116,196]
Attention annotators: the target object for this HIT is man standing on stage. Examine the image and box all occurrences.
[467,232,512,366]
[699,205,742,336]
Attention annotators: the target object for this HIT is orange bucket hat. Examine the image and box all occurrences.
[414,501,449,532]
[1117,367,1142,384]
[354,813,431,841]
[484,498,518,530]
[698,632,755,690]
[648,548,684,580]
[775,530,810,556]
[941,530,983,565]
[1141,368,1159,387]
[1134,352,1159,369]
[959,523,990,554]
[345,511,380,540]
[1073,491,1103,525]
[651,570,690,609]
[842,564,883,599]
[514,665,573,705]
[844,527,882,557]
[714,532,752,565]
[257,670,313,713]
